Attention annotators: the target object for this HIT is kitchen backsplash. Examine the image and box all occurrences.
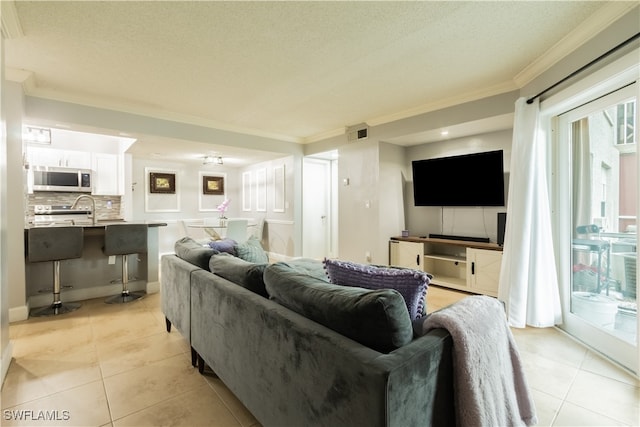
[26,193,123,223]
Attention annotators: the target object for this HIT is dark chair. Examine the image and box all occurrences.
[103,224,148,304]
[28,226,84,316]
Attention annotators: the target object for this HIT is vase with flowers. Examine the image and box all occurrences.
[216,199,230,226]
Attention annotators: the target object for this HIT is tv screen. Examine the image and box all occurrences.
[412,150,505,206]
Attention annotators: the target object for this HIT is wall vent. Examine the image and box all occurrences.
[346,123,369,142]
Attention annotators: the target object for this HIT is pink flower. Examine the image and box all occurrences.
[217,199,230,213]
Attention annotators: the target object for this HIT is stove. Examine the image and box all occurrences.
[33,204,92,225]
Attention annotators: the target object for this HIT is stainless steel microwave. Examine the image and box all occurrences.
[31,166,92,193]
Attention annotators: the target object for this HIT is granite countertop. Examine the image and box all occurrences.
[25,220,167,229]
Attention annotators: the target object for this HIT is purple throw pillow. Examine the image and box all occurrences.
[208,238,237,256]
[323,258,430,320]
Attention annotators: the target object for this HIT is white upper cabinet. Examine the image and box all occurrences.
[92,153,123,195]
[27,146,92,169]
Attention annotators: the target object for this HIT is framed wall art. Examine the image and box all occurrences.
[149,172,176,194]
[203,175,224,195]
[145,167,180,212]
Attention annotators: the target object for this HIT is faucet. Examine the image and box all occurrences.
[71,194,97,225]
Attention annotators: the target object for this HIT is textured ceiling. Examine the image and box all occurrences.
[4,1,631,160]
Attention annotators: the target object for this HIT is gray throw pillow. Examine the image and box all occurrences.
[209,253,268,297]
[323,258,430,320]
[265,262,413,353]
[174,237,218,270]
[235,236,269,263]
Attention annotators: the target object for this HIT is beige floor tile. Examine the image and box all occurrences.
[2,380,111,427]
[553,401,627,426]
[11,322,95,359]
[97,329,190,378]
[2,349,102,408]
[205,377,261,427]
[91,310,164,349]
[565,370,640,426]
[530,389,563,427]
[511,327,588,368]
[518,349,579,400]
[581,350,640,387]
[113,384,242,427]
[426,285,468,312]
[103,354,207,420]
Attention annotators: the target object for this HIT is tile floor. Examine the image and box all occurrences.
[1,286,638,426]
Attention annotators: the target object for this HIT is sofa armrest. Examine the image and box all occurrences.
[161,254,202,343]
[373,329,455,427]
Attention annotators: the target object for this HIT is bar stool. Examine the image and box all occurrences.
[103,224,148,304]
[28,226,84,316]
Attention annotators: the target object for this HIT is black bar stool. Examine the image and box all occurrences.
[28,226,84,316]
[104,224,148,304]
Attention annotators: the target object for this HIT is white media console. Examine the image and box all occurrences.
[389,236,503,297]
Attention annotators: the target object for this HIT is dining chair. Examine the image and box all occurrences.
[225,219,249,243]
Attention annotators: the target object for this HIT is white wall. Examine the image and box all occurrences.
[129,154,299,257]
[0,31,9,385]
[405,129,512,243]
[239,156,298,258]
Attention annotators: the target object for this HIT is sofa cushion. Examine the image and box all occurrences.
[323,259,430,320]
[286,258,330,282]
[174,237,218,270]
[209,253,269,297]
[208,238,237,256]
[265,262,413,353]
[235,236,269,263]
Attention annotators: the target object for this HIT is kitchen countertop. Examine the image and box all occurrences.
[25,220,167,229]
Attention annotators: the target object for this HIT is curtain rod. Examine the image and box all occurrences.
[526,32,640,104]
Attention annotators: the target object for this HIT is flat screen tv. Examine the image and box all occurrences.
[412,150,505,206]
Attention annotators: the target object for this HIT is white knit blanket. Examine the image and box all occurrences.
[422,295,537,427]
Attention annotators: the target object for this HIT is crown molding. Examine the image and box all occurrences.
[366,80,518,128]
[10,73,304,144]
[513,2,637,88]
[1,1,23,39]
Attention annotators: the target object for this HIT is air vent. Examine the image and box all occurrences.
[346,123,369,142]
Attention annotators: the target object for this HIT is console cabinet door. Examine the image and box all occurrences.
[389,240,423,270]
[466,248,503,296]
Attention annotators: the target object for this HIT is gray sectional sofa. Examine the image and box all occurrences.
[161,237,455,427]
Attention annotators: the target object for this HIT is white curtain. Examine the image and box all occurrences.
[498,97,562,328]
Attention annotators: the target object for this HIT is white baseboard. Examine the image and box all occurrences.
[28,280,146,310]
[1,340,14,387]
[9,305,29,323]
[146,281,160,294]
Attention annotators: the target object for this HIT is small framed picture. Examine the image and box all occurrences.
[203,175,224,195]
[149,172,176,194]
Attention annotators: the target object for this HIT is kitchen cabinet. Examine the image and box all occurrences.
[27,146,91,169]
[389,237,503,297]
[92,153,122,195]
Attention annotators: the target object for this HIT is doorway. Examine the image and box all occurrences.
[302,152,338,259]
[555,84,638,373]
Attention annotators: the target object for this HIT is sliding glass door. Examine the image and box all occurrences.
[555,84,638,374]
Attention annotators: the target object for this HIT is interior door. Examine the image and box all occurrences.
[556,84,638,374]
[302,158,331,259]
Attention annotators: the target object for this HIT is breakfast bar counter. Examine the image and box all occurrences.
[24,222,167,310]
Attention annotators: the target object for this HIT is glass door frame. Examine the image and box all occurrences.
[542,49,639,376]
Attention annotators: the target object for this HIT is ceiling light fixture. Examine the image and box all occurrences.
[23,126,52,144]
[203,155,223,165]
